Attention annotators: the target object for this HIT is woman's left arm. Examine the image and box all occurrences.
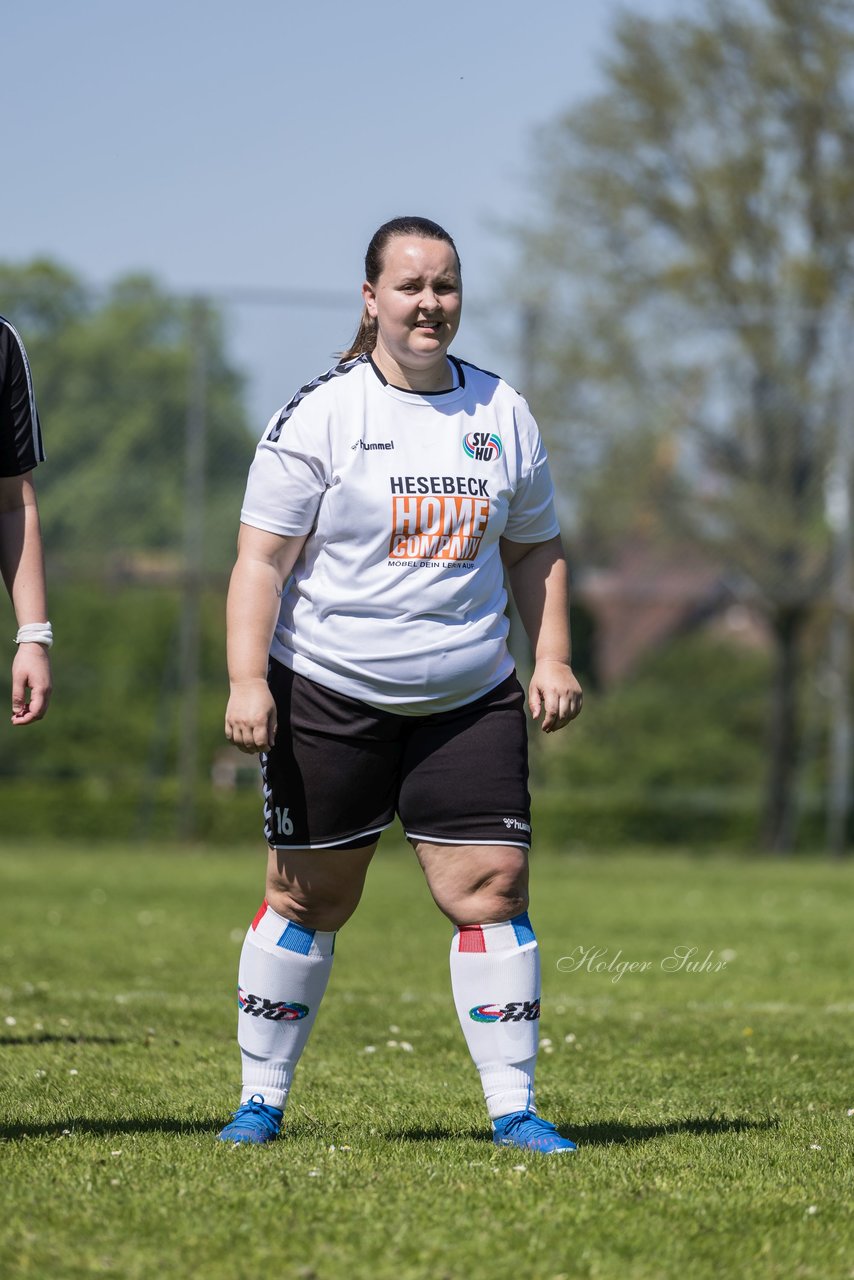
[500,533,582,733]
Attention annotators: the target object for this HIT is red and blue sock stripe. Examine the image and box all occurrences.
[455,912,536,953]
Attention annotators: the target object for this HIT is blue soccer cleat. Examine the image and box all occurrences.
[492,1110,577,1154]
[218,1094,283,1145]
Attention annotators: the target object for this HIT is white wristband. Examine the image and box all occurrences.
[15,622,53,648]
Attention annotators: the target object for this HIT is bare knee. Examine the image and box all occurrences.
[450,870,529,927]
[264,878,361,931]
[415,843,530,928]
[264,843,374,931]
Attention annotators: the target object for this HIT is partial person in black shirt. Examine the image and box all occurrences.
[0,317,52,723]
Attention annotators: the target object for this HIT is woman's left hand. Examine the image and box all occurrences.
[528,660,583,733]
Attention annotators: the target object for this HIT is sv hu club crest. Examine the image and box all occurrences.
[463,432,502,462]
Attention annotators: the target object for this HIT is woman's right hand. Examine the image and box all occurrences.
[225,677,278,753]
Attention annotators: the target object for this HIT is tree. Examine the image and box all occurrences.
[0,262,259,837]
[516,0,854,851]
[0,259,254,571]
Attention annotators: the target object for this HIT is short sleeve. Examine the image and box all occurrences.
[240,402,330,537]
[503,399,560,543]
[0,319,45,477]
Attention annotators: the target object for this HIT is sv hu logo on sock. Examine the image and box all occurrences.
[469,999,540,1023]
[238,988,309,1021]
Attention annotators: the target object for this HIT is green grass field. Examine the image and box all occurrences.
[1,837,852,1279]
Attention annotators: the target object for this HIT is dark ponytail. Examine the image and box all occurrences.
[342,306,378,361]
[339,216,460,361]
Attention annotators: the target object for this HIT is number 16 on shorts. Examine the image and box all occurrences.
[275,807,294,837]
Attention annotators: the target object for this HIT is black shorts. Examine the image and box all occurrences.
[260,661,532,850]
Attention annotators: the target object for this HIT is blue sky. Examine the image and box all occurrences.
[7,0,678,426]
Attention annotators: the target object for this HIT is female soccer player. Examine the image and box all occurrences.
[0,316,52,724]
[220,216,582,1153]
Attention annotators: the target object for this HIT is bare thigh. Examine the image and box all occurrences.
[265,842,378,931]
[413,842,529,927]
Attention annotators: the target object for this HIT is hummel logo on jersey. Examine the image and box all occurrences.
[351,438,394,451]
[238,989,309,1021]
[503,817,532,833]
[469,999,541,1023]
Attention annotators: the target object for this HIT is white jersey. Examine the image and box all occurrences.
[241,354,560,714]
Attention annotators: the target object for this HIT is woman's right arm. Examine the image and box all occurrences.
[225,523,308,753]
[0,472,52,725]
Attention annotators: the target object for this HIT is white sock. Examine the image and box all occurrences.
[236,901,335,1111]
[449,913,540,1121]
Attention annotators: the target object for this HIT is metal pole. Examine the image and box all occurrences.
[178,298,207,840]
[826,317,854,856]
[509,304,542,691]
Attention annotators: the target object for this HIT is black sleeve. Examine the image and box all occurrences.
[0,317,46,477]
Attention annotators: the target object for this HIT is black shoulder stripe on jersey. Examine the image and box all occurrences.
[0,316,44,464]
[267,354,368,443]
[452,355,502,384]
[448,355,466,388]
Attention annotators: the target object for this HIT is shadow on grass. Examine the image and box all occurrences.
[391,1114,779,1146]
[1,1115,346,1141]
[0,1117,216,1141]
[1,1113,780,1145]
[0,1035,127,1047]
